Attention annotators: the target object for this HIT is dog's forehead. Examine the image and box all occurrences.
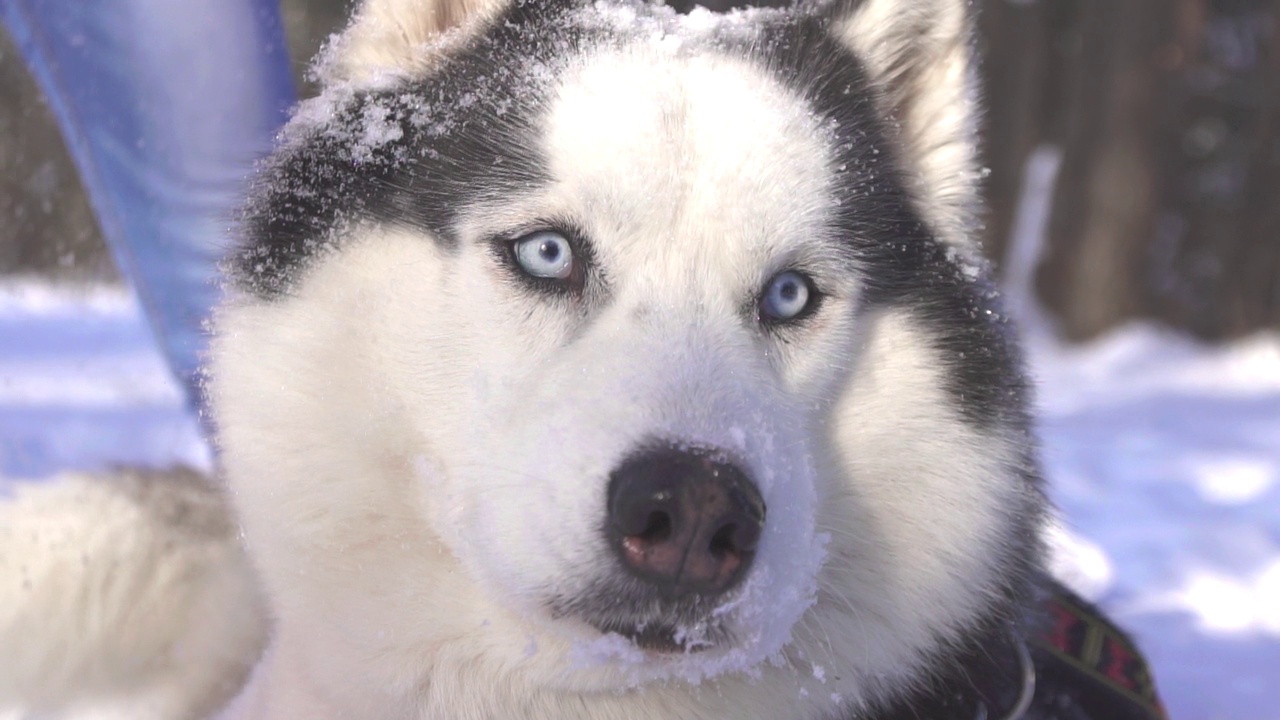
[542,43,835,258]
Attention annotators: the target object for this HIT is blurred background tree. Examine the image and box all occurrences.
[981,0,1279,340]
[1,0,1276,341]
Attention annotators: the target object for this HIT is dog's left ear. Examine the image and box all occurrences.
[323,0,510,86]
[830,0,981,249]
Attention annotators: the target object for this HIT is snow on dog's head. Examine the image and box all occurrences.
[208,0,1045,716]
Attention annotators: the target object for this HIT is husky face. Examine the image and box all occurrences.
[209,0,1045,716]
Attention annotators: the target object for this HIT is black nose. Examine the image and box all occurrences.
[607,446,765,598]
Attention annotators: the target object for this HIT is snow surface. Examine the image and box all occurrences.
[0,280,209,480]
[1031,324,1280,720]
[1007,148,1280,720]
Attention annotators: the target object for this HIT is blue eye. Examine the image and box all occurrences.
[512,231,574,280]
[760,270,815,322]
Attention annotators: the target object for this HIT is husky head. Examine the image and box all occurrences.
[209,0,1045,716]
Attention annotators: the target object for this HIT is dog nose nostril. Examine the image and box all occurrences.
[607,446,765,598]
[640,511,673,542]
[710,520,752,558]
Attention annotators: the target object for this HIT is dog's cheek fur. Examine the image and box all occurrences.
[787,308,1040,698]
[209,252,533,715]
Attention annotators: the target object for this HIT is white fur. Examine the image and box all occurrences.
[209,25,1032,719]
[0,469,266,720]
[320,0,507,86]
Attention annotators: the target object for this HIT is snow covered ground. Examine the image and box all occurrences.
[1032,324,1280,720]
[1,275,1277,719]
[0,281,209,480]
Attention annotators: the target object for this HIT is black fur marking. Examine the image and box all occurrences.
[734,22,1046,719]
[735,13,1033,433]
[234,0,591,297]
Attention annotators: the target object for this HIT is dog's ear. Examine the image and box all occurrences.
[323,0,509,86]
[831,0,981,250]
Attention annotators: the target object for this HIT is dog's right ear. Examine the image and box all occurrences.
[323,0,509,85]
[827,0,982,251]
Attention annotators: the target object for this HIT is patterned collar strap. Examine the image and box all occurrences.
[1029,589,1170,720]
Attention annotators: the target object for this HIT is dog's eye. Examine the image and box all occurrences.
[512,231,575,280]
[760,270,817,323]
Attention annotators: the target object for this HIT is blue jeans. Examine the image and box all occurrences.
[2,0,295,411]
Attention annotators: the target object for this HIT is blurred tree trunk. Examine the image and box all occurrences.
[979,0,1280,341]
[1146,0,1280,339]
[976,0,1052,269]
[0,26,116,280]
[1036,0,1174,339]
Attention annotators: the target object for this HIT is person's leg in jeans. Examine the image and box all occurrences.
[1,0,295,414]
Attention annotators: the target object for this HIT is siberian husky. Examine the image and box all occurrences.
[207,0,1050,716]
[4,0,1065,717]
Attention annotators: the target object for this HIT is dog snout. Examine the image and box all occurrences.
[607,446,765,598]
